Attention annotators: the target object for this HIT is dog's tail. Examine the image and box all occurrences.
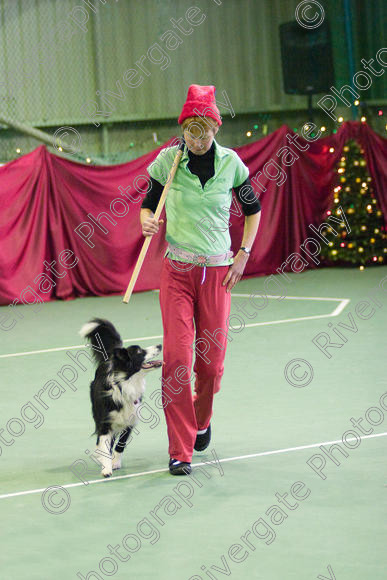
[79,318,122,365]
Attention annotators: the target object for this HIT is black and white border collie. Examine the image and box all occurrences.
[79,318,162,477]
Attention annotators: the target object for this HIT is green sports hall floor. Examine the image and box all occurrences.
[0,266,386,580]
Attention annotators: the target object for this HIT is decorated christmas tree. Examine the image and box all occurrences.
[321,140,386,268]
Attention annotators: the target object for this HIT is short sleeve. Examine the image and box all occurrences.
[147,147,176,186]
[233,154,250,188]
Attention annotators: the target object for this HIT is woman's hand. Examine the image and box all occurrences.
[142,217,164,237]
[222,251,249,293]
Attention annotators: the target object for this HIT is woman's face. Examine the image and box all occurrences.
[183,121,218,155]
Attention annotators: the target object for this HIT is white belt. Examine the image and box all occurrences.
[167,243,233,266]
[167,244,233,285]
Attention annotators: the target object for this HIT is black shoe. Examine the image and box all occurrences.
[169,458,192,476]
[194,424,211,451]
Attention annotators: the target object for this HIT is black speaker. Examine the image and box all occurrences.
[279,20,334,95]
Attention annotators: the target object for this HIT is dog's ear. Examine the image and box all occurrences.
[113,348,131,363]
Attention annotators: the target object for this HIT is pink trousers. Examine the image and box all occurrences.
[159,256,232,463]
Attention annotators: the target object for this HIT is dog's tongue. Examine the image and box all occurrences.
[141,360,163,369]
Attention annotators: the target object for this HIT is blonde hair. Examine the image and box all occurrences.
[181,116,219,138]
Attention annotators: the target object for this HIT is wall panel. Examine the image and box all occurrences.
[1,0,311,127]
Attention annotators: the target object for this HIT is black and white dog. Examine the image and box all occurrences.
[80,318,162,477]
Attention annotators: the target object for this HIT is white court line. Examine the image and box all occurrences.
[155,289,350,302]
[331,298,351,316]
[1,432,386,501]
[0,295,350,359]
[244,312,344,328]
[242,298,351,328]
[232,294,349,302]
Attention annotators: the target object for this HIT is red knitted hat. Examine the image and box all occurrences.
[178,84,222,126]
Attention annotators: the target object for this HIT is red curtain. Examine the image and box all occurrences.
[0,122,386,305]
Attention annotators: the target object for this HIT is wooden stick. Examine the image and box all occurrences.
[122,138,185,304]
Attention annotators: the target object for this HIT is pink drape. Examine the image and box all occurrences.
[0,122,385,305]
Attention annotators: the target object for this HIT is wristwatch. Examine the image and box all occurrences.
[240,246,251,255]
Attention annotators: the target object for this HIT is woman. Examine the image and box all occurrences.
[140,85,261,475]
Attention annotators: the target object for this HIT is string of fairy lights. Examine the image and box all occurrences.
[244,103,386,139]
[8,104,386,160]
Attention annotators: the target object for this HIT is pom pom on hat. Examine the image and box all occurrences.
[178,84,222,126]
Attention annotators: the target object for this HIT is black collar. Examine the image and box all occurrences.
[188,141,215,161]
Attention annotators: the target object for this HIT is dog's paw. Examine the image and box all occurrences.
[102,467,113,478]
[112,455,122,470]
